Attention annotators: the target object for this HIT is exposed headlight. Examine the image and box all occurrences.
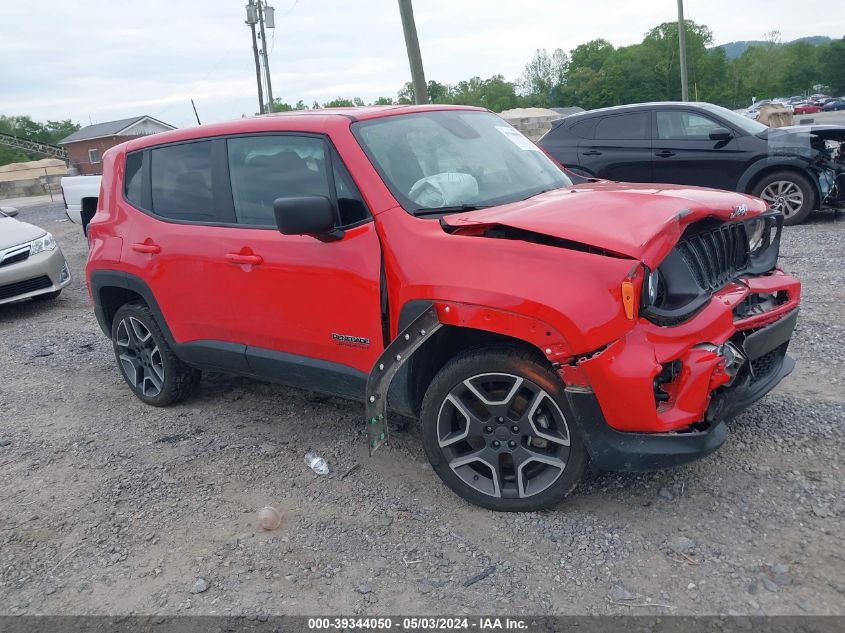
[29,233,57,255]
[745,218,766,253]
[645,269,660,305]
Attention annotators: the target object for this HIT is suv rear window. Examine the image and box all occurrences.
[567,118,597,139]
[150,141,215,222]
[594,113,649,140]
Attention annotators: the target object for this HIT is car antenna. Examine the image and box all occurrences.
[191,99,202,126]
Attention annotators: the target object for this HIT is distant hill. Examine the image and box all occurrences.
[717,36,832,59]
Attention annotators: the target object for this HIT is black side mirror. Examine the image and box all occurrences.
[709,127,733,141]
[273,196,343,241]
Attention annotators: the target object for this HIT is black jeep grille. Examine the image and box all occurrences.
[676,223,748,292]
[0,275,52,301]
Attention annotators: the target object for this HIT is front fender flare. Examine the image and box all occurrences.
[367,300,574,453]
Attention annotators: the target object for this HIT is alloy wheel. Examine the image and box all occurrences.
[115,316,165,398]
[759,180,804,218]
[436,372,571,499]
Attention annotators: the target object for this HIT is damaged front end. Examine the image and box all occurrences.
[770,126,845,209]
[558,210,800,471]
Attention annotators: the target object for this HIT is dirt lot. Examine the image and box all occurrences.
[1,202,843,617]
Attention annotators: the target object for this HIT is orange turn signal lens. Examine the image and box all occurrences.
[621,281,636,320]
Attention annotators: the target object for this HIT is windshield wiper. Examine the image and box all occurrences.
[413,204,490,216]
[520,187,562,201]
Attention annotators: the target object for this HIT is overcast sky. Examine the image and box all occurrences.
[1,0,842,129]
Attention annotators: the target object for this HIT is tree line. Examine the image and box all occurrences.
[3,21,843,168]
[273,21,845,113]
[0,116,79,166]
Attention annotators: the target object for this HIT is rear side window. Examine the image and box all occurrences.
[594,113,649,140]
[226,135,369,227]
[124,151,143,205]
[567,118,597,139]
[150,141,215,222]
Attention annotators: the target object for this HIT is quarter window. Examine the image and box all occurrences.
[150,141,215,222]
[594,113,650,140]
[124,151,143,205]
[656,111,721,140]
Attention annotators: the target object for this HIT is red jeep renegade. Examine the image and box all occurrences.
[86,105,800,511]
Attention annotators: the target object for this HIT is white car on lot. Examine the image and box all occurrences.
[60,175,101,232]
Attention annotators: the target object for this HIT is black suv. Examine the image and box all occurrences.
[539,102,845,225]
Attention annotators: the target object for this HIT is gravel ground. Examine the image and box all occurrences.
[0,203,843,617]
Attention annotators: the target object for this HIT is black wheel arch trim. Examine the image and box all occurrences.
[90,270,175,342]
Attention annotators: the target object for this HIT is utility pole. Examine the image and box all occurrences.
[245,0,265,114]
[398,0,428,104]
[257,0,275,113]
[677,0,689,101]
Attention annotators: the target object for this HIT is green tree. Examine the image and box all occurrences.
[520,48,569,106]
[556,39,615,108]
[323,97,356,107]
[270,99,294,112]
[0,115,81,166]
[819,38,845,95]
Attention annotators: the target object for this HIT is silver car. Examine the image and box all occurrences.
[0,207,71,305]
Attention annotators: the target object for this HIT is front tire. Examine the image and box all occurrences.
[111,303,200,406]
[420,346,587,511]
[752,170,815,225]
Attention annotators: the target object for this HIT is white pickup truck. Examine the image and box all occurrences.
[60,175,101,233]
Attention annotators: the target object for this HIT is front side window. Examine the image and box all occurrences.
[698,103,767,135]
[656,111,721,140]
[352,111,571,214]
[150,141,215,222]
[594,113,650,140]
[226,135,369,227]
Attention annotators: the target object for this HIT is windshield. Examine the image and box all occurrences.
[352,110,572,214]
[699,103,768,135]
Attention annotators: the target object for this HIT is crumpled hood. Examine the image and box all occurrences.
[0,216,46,250]
[443,182,767,267]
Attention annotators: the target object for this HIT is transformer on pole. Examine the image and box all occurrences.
[245,0,276,114]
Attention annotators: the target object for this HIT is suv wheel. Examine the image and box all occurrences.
[111,303,200,406]
[420,346,587,511]
[752,171,815,225]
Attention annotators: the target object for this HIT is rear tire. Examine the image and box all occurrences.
[111,302,200,406]
[751,170,815,225]
[420,345,587,511]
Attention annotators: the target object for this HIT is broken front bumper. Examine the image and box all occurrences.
[566,347,794,472]
[560,269,800,470]
[568,269,800,434]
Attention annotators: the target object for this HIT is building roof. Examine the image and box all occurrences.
[59,116,175,144]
